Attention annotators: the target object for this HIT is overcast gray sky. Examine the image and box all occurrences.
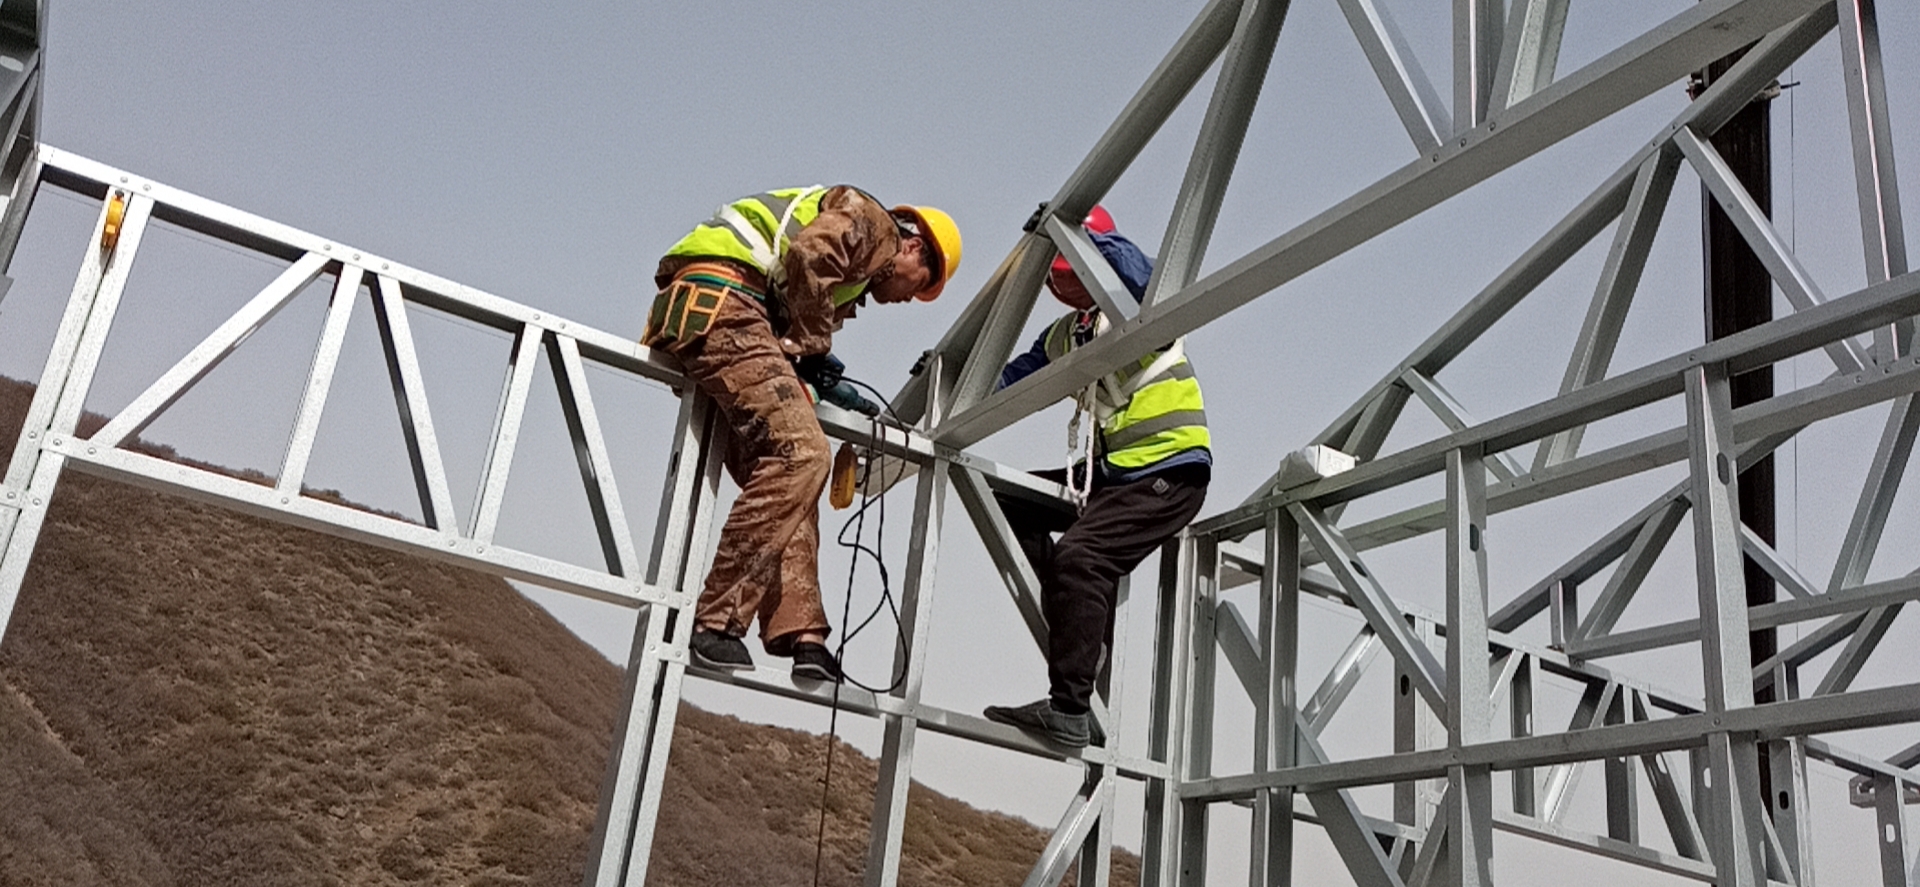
[2,1,1916,883]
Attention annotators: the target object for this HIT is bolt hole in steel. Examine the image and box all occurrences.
[1716,453,1731,485]
[1399,675,1410,696]
[1469,524,1481,552]
[1349,559,1367,577]
[1778,791,1790,809]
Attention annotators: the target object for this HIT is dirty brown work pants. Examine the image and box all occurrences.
[662,286,831,651]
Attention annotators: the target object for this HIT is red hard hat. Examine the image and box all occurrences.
[1049,204,1117,278]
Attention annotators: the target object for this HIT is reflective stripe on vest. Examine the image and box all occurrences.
[1040,312,1210,470]
[665,186,871,307]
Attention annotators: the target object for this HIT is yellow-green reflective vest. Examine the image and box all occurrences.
[665,186,870,307]
[1042,311,1210,471]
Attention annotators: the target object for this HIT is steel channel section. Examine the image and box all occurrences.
[1142,537,1196,887]
[1877,772,1913,887]
[469,325,542,545]
[951,464,1051,653]
[583,393,712,887]
[1178,538,1219,887]
[1536,149,1682,471]
[1835,0,1912,361]
[90,251,330,449]
[934,0,1830,450]
[1249,511,1299,887]
[1566,568,1920,660]
[1334,0,1450,153]
[1684,363,1771,885]
[1181,680,1920,801]
[864,458,948,887]
[547,333,639,577]
[276,266,362,496]
[613,399,725,887]
[1815,392,1919,697]
[0,72,43,280]
[1453,0,1503,130]
[0,191,153,645]
[1143,0,1291,309]
[1293,503,1447,712]
[1045,214,1135,321]
[1632,692,1708,861]
[1678,125,1870,373]
[948,239,1050,414]
[1444,447,1494,885]
[1574,497,1690,642]
[1041,0,1244,233]
[1742,523,1819,600]
[1400,368,1524,480]
[371,273,462,532]
[1489,0,1568,112]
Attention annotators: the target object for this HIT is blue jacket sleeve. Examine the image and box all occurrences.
[1091,231,1154,302]
[997,328,1052,390]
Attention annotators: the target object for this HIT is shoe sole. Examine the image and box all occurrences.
[791,664,841,682]
[690,651,754,672]
[983,709,1088,748]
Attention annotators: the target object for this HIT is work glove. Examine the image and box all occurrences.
[819,381,881,417]
[794,353,845,390]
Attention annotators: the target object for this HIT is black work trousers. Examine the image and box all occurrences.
[996,462,1209,713]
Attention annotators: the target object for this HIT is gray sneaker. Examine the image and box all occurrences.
[984,699,1090,748]
[689,629,753,671]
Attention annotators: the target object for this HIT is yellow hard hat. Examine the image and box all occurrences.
[895,204,962,301]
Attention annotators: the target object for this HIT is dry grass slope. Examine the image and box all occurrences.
[0,377,1138,887]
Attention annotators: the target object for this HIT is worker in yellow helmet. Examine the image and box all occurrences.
[644,186,961,682]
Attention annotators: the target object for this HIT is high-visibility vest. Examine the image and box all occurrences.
[664,186,870,308]
[1042,311,1210,471]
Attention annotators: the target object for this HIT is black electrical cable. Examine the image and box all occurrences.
[812,375,908,887]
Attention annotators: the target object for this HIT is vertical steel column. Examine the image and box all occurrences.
[582,391,720,887]
[1249,511,1299,887]
[1768,734,1817,884]
[1444,447,1493,886]
[1142,537,1197,887]
[1509,654,1536,817]
[1602,690,1639,842]
[864,453,949,887]
[0,189,152,646]
[1178,537,1220,887]
[1873,772,1912,887]
[1684,362,1769,886]
[1079,568,1132,887]
[1452,0,1502,129]
[1834,0,1910,359]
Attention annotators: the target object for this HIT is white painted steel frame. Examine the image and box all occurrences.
[3,1,1919,885]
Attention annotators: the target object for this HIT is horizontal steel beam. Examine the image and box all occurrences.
[684,662,1172,782]
[1181,681,1920,799]
[1567,570,1920,659]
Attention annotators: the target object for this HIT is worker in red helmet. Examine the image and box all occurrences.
[644,186,961,682]
[985,204,1210,748]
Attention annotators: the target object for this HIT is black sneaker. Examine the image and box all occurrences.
[689,629,753,671]
[983,699,1090,748]
[789,643,844,683]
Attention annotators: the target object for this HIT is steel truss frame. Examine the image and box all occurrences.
[2,2,1919,887]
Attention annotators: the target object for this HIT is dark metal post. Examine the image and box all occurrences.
[1692,46,1778,801]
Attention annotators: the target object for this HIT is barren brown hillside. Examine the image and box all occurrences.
[0,377,1138,887]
